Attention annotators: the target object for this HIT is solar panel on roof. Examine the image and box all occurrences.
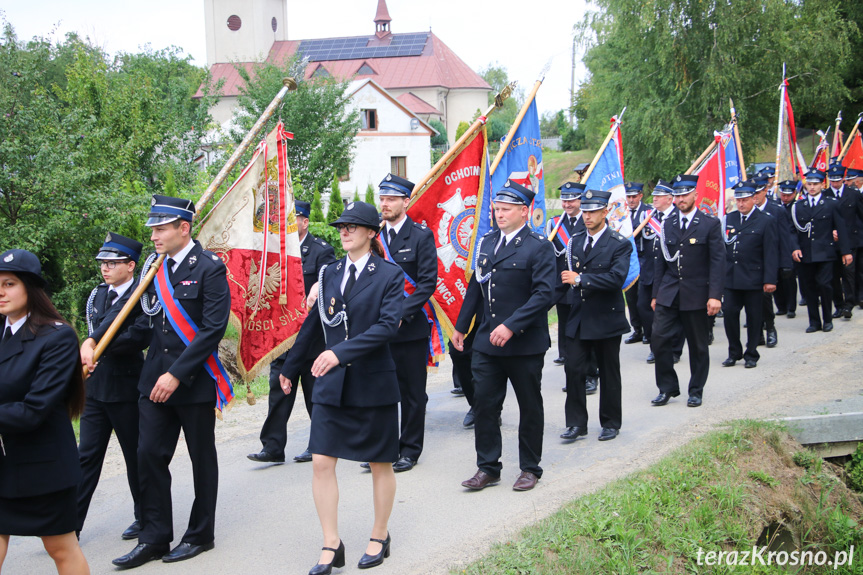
[298,32,429,62]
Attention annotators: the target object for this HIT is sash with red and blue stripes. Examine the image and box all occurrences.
[154,262,234,411]
[552,216,572,249]
[379,238,446,370]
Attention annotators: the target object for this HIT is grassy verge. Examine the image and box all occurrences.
[457,420,863,574]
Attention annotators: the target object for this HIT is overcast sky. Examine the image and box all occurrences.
[2,0,590,117]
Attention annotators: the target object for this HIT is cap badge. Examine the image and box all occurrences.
[505,179,511,187]
[346,202,354,210]
[386,174,392,181]
[585,191,593,199]
[105,233,112,242]
[151,197,157,205]
[3,253,13,262]
[676,175,682,182]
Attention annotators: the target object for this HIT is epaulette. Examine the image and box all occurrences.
[315,237,328,247]
[610,231,626,242]
[528,231,546,241]
[413,221,428,229]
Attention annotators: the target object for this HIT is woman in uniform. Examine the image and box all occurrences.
[0,249,90,574]
[279,202,404,574]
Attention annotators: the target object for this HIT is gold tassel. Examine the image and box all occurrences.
[280,294,287,304]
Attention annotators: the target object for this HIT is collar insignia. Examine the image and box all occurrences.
[368,262,376,271]
[515,237,522,245]
[189,255,197,265]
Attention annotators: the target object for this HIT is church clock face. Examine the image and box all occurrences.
[227,15,242,31]
[272,17,278,32]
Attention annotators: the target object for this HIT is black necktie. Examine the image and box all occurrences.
[496,237,507,254]
[741,214,747,225]
[107,289,119,307]
[343,264,357,300]
[584,236,594,257]
[388,228,396,246]
[166,258,175,281]
[682,217,689,231]
[1,326,11,347]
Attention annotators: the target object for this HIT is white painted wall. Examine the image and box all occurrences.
[205,0,287,66]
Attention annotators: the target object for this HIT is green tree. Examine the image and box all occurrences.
[429,119,448,147]
[310,185,325,223]
[352,188,360,201]
[326,173,343,222]
[574,0,856,181]
[229,56,361,193]
[364,183,376,206]
[455,121,470,141]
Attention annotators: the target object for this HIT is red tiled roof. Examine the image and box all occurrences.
[196,32,490,99]
[397,92,442,116]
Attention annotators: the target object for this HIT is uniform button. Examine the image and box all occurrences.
[492,314,496,318]
[492,298,496,302]
[492,268,497,272]
[491,284,496,287]
[164,348,169,353]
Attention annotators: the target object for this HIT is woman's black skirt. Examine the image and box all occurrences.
[0,485,78,536]
[309,403,399,463]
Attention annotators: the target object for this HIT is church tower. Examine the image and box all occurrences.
[204,0,288,65]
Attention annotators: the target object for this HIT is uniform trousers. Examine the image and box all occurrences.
[856,247,863,304]
[723,289,763,362]
[137,397,217,546]
[555,303,571,358]
[762,292,776,332]
[259,353,314,457]
[392,338,429,461]
[449,329,477,406]
[471,351,544,478]
[799,262,834,326]
[626,277,642,331]
[652,296,710,399]
[636,280,654,341]
[774,268,797,314]
[832,259,856,311]
[76,399,141,532]
[564,330,622,430]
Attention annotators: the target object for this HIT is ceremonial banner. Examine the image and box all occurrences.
[197,123,306,379]
[775,77,805,182]
[582,115,638,290]
[694,131,729,218]
[841,131,863,170]
[812,130,830,172]
[723,130,743,189]
[408,128,492,335]
[491,99,546,233]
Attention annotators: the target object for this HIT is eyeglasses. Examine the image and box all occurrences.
[99,260,130,269]
[335,223,359,233]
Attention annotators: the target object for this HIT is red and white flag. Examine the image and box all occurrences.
[841,131,863,171]
[197,123,306,379]
[693,131,729,218]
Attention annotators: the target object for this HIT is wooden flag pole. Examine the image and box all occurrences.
[411,83,515,199]
[730,98,747,180]
[490,78,543,176]
[685,140,718,175]
[547,107,626,242]
[84,79,298,379]
[838,112,863,162]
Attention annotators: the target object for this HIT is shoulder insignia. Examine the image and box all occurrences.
[212,255,219,261]
[55,321,63,326]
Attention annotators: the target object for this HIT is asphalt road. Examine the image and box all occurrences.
[7,311,863,575]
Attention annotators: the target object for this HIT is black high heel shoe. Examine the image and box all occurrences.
[357,533,390,569]
[309,540,345,575]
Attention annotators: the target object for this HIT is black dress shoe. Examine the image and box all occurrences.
[560,426,587,441]
[766,330,778,348]
[463,408,476,428]
[787,311,796,318]
[247,451,285,463]
[112,543,169,568]
[843,306,853,319]
[598,428,619,441]
[832,309,843,318]
[450,387,465,396]
[294,449,313,463]
[358,533,391,569]
[585,377,598,395]
[823,322,833,332]
[707,329,714,345]
[162,541,214,563]
[651,392,679,406]
[624,331,643,344]
[392,456,416,472]
[776,308,787,316]
[721,357,738,367]
[121,520,141,540]
[687,396,703,407]
[799,298,807,306]
[553,357,566,365]
[646,352,655,364]
[642,336,650,344]
[758,333,766,346]
[744,359,757,368]
[360,462,370,469]
[806,324,821,333]
[309,540,345,575]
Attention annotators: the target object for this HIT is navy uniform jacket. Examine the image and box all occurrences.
[653,210,725,311]
[830,185,863,249]
[381,217,437,342]
[281,253,404,408]
[85,283,147,403]
[0,322,82,498]
[724,208,779,291]
[629,202,653,256]
[564,227,632,340]
[759,200,798,271]
[640,207,676,286]
[547,213,585,304]
[791,195,851,262]
[93,241,231,405]
[301,233,337,295]
[455,225,555,356]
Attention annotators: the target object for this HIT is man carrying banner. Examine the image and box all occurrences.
[83,195,231,568]
[77,233,146,540]
[790,170,852,333]
[650,175,724,408]
[623,182,651,345]
[560,189,632,442]
[825,165,862,319]
[377,174,437,473]
[546,182,585,366]
[774,180,801,318]
[721,182,778,369]
[248,200,336,465]
[453,180,554,492]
